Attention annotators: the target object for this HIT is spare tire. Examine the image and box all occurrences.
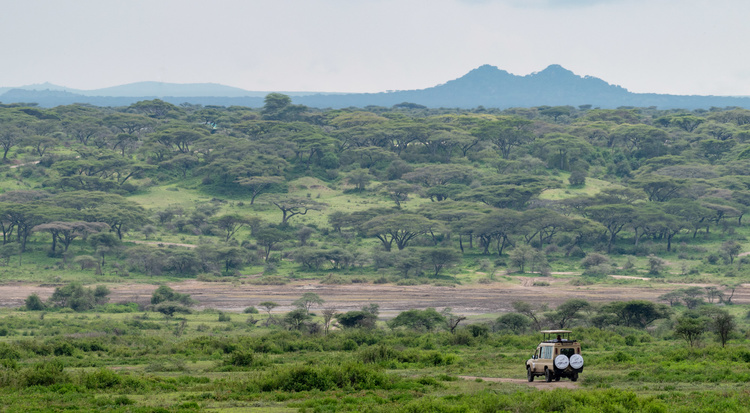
[570,354,584,370]
[554,354,569,370]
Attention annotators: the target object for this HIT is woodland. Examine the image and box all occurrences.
[0,95,750,411]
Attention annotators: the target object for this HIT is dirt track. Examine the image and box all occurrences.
[2,276,746,316]
[458,376,578,390]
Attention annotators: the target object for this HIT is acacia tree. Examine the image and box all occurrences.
[599,300,670,328]
[33,221,109,254]
[546,299,591,329]
[472,117,533,159]
[293,292,325,314]
[254,227,291,262]
[512,301,546,331]
[236,176,285,204]
[259,301,279,326]
[586,204,637,253]
[674,315,707,347]
[212,214,252,242]
[362,213,440,251]
[710,310,736,347]
[419,247,461,278]
[388,308,446,332]
[266,196,327,225]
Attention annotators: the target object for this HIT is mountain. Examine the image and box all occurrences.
[84,82,260,98]
[3,65,750,110]
[292,65,750,109]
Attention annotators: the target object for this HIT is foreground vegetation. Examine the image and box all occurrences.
[0,282,745,412]
[1,298,750,412]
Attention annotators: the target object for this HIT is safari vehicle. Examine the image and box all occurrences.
[526,330,584,382]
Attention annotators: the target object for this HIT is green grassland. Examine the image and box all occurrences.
[0,308,749,412]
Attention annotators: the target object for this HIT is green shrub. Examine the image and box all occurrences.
[24,294,46,311]
[420,350,458,366]
[342,339,358,351]
[359,344,402,364]
[226,350,255,367]
[82,368,121,389]
[257,363,389,392]
[22,360,69,387]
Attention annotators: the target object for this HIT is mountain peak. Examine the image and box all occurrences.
[459,64,510,79]
[529,64,577,78]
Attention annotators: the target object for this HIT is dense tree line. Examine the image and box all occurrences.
[1,97,750,278]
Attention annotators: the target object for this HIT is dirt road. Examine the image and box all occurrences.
[458,376,578,390]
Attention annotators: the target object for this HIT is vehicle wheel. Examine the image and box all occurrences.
[571,373,578,382]
[555,375,560,382]
[527,367,534,382]
[545,369,552,382]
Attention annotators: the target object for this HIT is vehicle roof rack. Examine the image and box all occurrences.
[540,330,577,343]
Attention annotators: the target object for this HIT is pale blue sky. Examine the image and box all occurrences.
[2,0,748,96]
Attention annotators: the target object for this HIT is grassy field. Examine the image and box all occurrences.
[0,307,749,412]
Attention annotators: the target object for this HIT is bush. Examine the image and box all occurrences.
[154,301,193,317]
[359,344,403,364]
[243,306,259,314]
[22,360,69,387]
[256,363,389,392]
[24,294,45,311]
[226,350,255,367]
[82,368,122,389]
[151,285,195,306]
[47,282,110,312]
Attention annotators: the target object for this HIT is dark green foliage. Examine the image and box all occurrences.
[82,368,122,389]
[150,285,195,306]
[255,363,389,392]
[336,310,378,329]
[674,314,708,347]
[284,308,312,330]
[389,308,446,332]
[598,300,671,329]
[495,313,530,334]
[24,294,45,311]
[21,360,68,387]
[154,301,193,317]
[47,282,109,312]
[225,350,255,367]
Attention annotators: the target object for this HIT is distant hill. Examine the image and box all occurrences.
[3,65,750,110]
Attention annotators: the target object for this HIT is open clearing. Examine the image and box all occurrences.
[3,276,747,317]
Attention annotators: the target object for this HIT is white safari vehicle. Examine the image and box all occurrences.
[525,330,584,382]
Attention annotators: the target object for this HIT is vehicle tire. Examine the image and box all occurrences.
[570,354,584,369]
[554,355,570,370]
[527,368,534,382]
[555,375,560,382]
[571,373,578,382]
[545,368,552,382]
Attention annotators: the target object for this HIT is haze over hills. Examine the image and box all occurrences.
[2,65,750,110]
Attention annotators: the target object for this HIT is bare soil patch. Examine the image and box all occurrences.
[3,277,748,315]
[610,275,651,281]
[458,375,578,390]
[130,240,197,248]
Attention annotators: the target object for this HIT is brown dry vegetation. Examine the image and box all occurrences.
[4,276,748,317]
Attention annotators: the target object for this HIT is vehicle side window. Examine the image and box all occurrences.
[541,346,552,359]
